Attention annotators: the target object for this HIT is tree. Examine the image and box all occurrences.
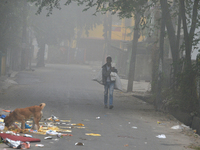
[29,0,152,90]
[29,0,200,112]
[29,1,102,66]
[0,0,26,71]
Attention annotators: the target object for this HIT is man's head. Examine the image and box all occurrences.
[106,56,112,66]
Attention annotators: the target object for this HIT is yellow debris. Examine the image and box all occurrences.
[75,123,84,126]
[60,120,71,122]
[85,133,101,136]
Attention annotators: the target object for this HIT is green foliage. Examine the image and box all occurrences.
[175,62,198,113]
[0,0,24,52]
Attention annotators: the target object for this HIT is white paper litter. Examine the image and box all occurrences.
[181,124,190,129]
[132,126,137,129]
[156,134,166,139]
[171,125,182,130]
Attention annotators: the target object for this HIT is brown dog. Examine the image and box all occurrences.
[4,103,46,130]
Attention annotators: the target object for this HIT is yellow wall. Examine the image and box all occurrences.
[81,17,145,42]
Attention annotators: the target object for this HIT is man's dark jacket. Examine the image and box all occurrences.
[102,63,118,85]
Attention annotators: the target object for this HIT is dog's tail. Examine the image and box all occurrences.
[39,103,46,110]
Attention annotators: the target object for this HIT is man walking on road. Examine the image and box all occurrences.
[102,56,118,109]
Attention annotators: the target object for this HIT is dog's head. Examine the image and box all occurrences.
[4,115,14,127]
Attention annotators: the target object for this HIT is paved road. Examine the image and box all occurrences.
[0,64,194,150]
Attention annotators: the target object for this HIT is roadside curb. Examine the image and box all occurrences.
[0,71,18,91]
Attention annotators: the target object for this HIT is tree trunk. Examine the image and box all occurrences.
[37,39,45,67]
[127,13,140,92]
[155,7,165,111]
[21,0,28,70]
[177,0,199,113]
[160,0,179,82]
[180,0,199,68]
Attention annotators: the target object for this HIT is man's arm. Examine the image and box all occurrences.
[111,67,118,73]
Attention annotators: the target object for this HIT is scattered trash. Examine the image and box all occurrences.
[181,124,190,129]
[5,131,15,135]
[4,138,30,149]
[59,126,71,129]
[46,130,59,135]
[157,121,161,124]
[1,114,78,145]
[60,120,71,123]
[156,134,166,139]
[57,133,63,138]
[132,126,137,129]
[48,115,60,122]
[96,117,100,119]
[44,136,52,140]
[57,129,72,133]
[23,134,32,138]
[35,144,44,147]
[25,124,31,129]
[124,144,129,147]
[28,130,37,133]
[144,142,147,144]
[85,133,101,136]
[0,123,5,130]
[2,110,11,113]
[0,115,6,119]
[75,127,85,129]
[20,142,31,149]
[171,125,182,130]
[128,122,131,124]
[75,142,84,146]
[0,133,41,142]
[75,123,84,126]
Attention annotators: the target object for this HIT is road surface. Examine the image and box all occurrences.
[0,64,195,150]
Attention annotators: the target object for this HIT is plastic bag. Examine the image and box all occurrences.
[93,70,103,85]
[93,69,123,91]
[4,138,30,149]
[114,73,123,91]
[110,72,117,81]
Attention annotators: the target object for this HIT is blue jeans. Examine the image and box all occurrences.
[104,82,115,106]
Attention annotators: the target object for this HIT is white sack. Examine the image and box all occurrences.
[93,69,123,91]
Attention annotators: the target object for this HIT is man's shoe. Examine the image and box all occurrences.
[104,105,108,108]
[109,105,113,109]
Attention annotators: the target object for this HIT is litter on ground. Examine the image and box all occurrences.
[85,133,101,136]
[75,142,84,146]
[171,125,182,130]
[156,134,166,139]
[35,144,44,147]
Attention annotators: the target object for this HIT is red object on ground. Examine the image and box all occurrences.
[2,109,11,113]
[0,133,41,142]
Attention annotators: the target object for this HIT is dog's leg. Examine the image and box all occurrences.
[31,119,35,130]
[14,113,26,129]
[20,119,26,129]
[32,116,41,130]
